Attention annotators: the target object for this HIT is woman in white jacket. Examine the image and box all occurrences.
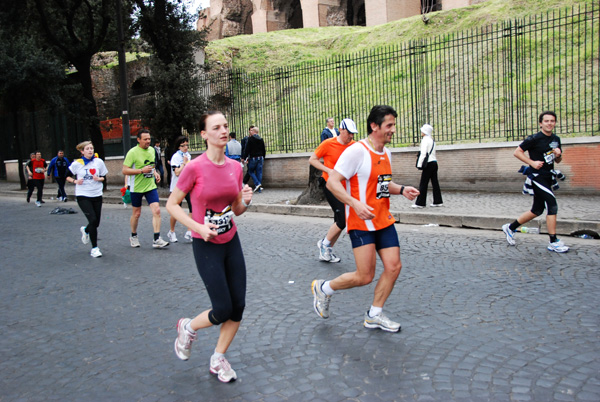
[413,124,443,208]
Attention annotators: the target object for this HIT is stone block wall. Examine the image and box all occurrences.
[6,138,598,194]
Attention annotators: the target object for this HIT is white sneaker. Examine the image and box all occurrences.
[130,235,141,248]
[430,203,443,207]
[35,201,42,207]
[153,237,169,248]
[90,247,102,258]
[502,223,516,246]
[80,226,90,245]
[411,204,424,208]
[174,318,196,361]
[547,239,569,253]
[184,230,192,241]
[210,355,237,383]
[167,231,178,243]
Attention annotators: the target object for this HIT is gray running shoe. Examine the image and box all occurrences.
[317,239,330,261]
[153,236,169,248]
[502,223,516,246]
[174,318,196,361]
[130,235,141,248]
[210,355,237,383]
[311,279,331,319]
[80,226,90,245]
[363,312,401,333]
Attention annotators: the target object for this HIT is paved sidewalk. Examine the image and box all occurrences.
[1,179,598,237]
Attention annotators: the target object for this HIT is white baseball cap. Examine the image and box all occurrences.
[340,118,358,134]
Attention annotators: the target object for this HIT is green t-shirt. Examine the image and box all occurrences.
[124,145,157,193]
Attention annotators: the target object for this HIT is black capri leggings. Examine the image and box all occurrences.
[323,184,346,231]
[77,195,103,247]
[531,176,558,216]
[192,232,246,325]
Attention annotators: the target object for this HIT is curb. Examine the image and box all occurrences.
[2,191,598,237]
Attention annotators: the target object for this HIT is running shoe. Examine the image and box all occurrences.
[167,231,178,243]
[26,195,31,203]
[153,237,169,248]
[363,312,401,333]
[327,250,341,263]
[63,197,68,203]
[547,239,569,253]
[80,226,90,245]
[502,223,516,246]
[35,201,41,207]
[317,239,330,261]
[184,230,192,241]
[210,355,237,383]
[57,196,63,202]
[253,184,263,193]
[130,235,141,248]
[90,247,103,258]
[311,279,331,319]
[174,318,196,361]
[411,204,424,208]
[430,203,443,207]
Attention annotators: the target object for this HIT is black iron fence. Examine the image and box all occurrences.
[196,4,599,154]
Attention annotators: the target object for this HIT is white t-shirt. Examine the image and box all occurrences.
[69,157,108,197]
[170,151,192,192]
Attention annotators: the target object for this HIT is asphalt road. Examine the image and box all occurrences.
[1,196,598,401]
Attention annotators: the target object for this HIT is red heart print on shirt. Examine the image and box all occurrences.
[89,168,96,175]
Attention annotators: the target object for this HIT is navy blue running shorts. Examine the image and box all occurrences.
[349,224,400,250]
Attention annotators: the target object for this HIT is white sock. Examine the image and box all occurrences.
[322,237,331,247]
[184,322,196,334]
[212,350,225,361]
[322,281,335,296]
[368,306,382,318]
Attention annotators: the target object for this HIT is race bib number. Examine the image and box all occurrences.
[376,174,392,199]
[543,150,555,164]
[204,206,234,235]
[35,167,44,173]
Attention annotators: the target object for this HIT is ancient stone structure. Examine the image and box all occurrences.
[197,0,486,41]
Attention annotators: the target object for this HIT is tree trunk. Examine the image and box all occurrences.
[296,165,325,205]
[75,59,106,160]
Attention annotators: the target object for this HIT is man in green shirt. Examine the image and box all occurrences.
[122,130,169,248]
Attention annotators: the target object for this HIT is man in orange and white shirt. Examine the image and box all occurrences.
[309,118,357,263]
[311,105,419,333]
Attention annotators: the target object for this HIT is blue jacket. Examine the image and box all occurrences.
[47,156,71,178]
[320,127,339,142]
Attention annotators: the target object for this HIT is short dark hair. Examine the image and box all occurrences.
[367,105,397,134]
[230,132,236,139]
[538,110,557,123]
[138,129,150,139]
[199,111,224,132]
[174,135,189,148]
[248,125,255,132]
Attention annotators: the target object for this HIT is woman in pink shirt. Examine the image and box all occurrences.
[167,111,253,383]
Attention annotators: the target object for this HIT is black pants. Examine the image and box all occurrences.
[323,184,346,231]
[26,179,44,202]
[77,196,103,248]
[55,177,67,199]
[192,233,246,325]
[415,161,443,206]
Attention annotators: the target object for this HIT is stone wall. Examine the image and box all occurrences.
[8,138,598,194]
[198,0,485,40]
[261,138,600,195]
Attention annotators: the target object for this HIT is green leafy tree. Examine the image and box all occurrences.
[134,0,207,147]
[30,0,123,159]
[0,5,66,188]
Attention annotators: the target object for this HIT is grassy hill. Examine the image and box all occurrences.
[205,0,593,72]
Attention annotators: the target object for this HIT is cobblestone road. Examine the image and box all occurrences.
[0,197,598,401]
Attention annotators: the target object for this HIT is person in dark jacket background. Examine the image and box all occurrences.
[242,126,266,192]
[47,150,71,202]
[320,118,339,142]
